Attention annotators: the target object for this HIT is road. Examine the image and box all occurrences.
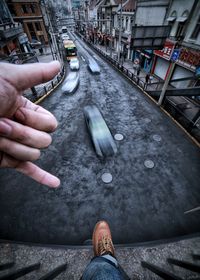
[0,37,200,245]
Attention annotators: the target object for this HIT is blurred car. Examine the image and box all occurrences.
[29,39,42,48]
[88,58,100,74]
[69,58,79,70]
[83,105,117,157]
[61,33,69,40]
[61,72,79,94]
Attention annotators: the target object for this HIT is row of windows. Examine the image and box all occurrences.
[21,4,37,14]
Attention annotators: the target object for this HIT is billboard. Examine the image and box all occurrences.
[131,25,171,49]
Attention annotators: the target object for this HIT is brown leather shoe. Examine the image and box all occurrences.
[92,221,115,257]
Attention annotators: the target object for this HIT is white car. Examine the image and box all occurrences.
[69,58,79,70]
[84,105,117,157]
[61,33,69,40]
[61,72,79,94]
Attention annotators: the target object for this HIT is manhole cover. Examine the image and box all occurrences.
[153,134,162,142]
[101,173,113,183]
[144,160,154,169]
[144,118,151,123]
[114,133,124,141]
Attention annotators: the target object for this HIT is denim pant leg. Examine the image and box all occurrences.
[81,256,130,280]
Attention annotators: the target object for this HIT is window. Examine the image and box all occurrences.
[176,22,184,38]
[191,15,200,39]
[30,4,35,13]
[35,22,42,31]
[21,4,28,13]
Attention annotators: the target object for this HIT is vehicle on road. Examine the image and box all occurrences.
[69,57,80,70]
[88,58,100,74]
[63,40,77,61]
[61,33,69,41]
[61,72,79,94]
[83,105,117,157]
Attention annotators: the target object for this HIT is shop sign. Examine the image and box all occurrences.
[171,49,180,62]
[178,47,200,67]
[154,40,175,60]
[195,65,200,78]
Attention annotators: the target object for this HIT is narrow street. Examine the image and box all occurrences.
[0,38,199,246]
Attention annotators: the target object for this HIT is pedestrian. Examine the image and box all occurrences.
[81,221,130,280]
[145,73,150,84]
[0,61,61,188]
[136,65,141,76]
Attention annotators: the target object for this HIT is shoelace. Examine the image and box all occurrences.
[98,235,113,256]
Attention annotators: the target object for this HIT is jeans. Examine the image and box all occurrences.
[81,255,130,280]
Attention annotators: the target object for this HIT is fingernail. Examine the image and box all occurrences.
[15,109,25,121]
[0,120,12,135]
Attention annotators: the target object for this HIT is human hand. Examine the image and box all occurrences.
[0,61,61,188]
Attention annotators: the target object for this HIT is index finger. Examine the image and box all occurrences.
[0,61,61,91]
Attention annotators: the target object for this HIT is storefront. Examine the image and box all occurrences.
[153,39,175,80]
[132,49,154,73]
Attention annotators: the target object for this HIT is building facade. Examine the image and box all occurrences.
[132,0,170,73]
[7,0,48,45]
[0,0,24,60]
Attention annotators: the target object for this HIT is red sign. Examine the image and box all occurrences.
[178,47,200,66]
[154,40,175,60]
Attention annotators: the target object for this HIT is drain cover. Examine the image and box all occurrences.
[153,134,162,142]
[144,118,151,123]
[114,133,124,141]
[144,160,154,169]
[101,173,113,183]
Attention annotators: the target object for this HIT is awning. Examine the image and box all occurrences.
[177,16,188,22]
[166,16,176,22]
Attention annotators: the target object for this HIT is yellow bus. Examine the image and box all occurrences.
[63,40,77,61]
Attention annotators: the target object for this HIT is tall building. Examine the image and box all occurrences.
[0,0,24,59]
[7,0,48,45]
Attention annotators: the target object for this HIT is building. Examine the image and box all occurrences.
[113,0,136,60]
[152,0,200,88]
[0,0,24,60]
[7,0,48,45]
[132,0,170,73]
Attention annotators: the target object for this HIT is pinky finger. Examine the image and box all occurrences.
[16,161,60,188]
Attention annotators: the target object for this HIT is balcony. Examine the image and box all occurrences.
[0,22,23,39]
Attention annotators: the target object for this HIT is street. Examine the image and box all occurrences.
[0,39,200,246]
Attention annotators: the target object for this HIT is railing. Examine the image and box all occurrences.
[1,52,65,103]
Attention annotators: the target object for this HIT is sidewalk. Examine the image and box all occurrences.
[92,43,161,91]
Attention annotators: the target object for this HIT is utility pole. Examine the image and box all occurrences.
[158,62,175,106]
[117,0,123,62]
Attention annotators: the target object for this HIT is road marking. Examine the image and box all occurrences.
[81,56,85,61]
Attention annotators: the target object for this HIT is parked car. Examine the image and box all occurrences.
[83,105,117,157]
[69,58,79,70]
[61,72,79,94]
[29,39,42,48]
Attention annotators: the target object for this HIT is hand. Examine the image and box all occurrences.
[0,61,61,188]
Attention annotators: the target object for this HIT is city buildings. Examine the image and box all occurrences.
[7,0,49,45]
[152,0,200,88]
[0,0,24,59]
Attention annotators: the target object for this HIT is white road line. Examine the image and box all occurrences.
[81,56,85,61]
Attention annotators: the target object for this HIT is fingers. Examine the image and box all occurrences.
[0,137,40,161]
[15,99,58,132]
[0,118,52,148]
[16,161,60,188]
[0,153,60,188]
[0,61,61,91]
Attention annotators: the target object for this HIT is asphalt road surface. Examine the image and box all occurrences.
[0,38,200,245]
